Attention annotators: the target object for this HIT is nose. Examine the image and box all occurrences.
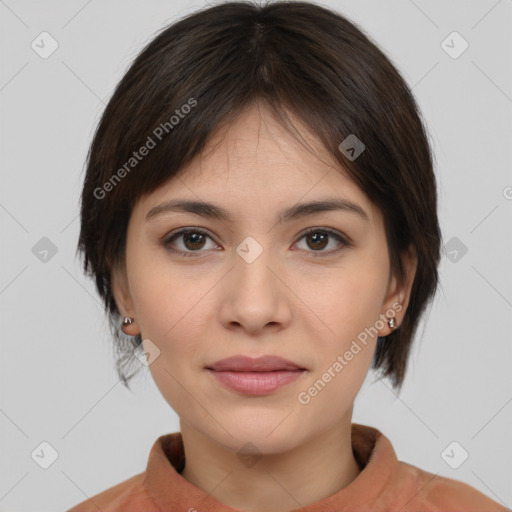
[218,238,293,335]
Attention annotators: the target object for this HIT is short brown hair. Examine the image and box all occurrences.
[77,0,442,392]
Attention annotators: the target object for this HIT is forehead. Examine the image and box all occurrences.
[133,103,378,226]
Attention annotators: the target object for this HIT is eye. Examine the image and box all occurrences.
[162,227,350,258]
[162,228,218,257]
[294,227,350,257]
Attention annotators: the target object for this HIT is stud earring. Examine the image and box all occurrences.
[121,317,135,335]
[388,317,396,330]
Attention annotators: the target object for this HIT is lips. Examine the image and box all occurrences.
[206,355,306,395]
[206,355,306,372]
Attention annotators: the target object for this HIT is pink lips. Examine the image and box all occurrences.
[206,355,306,395]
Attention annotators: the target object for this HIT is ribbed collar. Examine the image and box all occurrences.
[143,423,398,511]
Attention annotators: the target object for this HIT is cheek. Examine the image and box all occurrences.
[133,284,208,355]
[126,243,202,337]
[298,277,382,412]
[127,264,218,378]
[307,261,387,336]
[129,266,211,414]
[301,258,388,385]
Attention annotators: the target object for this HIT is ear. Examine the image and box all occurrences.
[111,260,139,335]
[379,244,418,335]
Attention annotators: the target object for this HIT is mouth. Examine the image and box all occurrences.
[206,368,306,395]
[205,355,307,395]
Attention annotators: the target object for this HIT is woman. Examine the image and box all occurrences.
[67,1,507,510]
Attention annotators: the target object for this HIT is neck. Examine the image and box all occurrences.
[179,414,361,512]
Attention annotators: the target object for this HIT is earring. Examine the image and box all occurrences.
[121,317,135,335]
[388,317,396,330]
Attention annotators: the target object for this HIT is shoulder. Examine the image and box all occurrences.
[66,472,155,512]
[396,461,509,512]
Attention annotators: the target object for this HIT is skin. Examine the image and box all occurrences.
[112,102,417,511]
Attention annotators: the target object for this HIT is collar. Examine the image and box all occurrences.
[143,423,398,511]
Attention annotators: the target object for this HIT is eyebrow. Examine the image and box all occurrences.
[145,198,369,223]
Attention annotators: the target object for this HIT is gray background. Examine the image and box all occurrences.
[1,0,511,510]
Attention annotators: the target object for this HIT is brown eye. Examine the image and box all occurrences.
[181,232,207,250]
[295,228,350,257]
[305,232,329,251]
[163,228,217,256]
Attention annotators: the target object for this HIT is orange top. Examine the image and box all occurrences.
[67,423,508,511]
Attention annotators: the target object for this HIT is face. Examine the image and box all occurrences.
[112,102,416,454]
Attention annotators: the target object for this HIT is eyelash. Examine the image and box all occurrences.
[162,227,351,258]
